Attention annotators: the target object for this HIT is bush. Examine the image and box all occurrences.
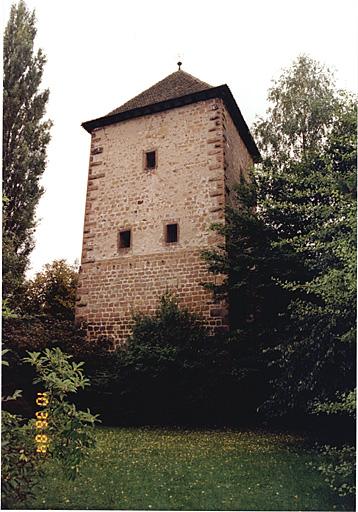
[2,296,268,428]
[2,316,87,417]
[1,409,40,508]
[1,348,99,508]
[310,389,356,500]
[24,348,99,479]
[2,315,85,353]
[2,353,39,509]
[86,294,267,426]
[2,313,114,424]
[316,445,355,498]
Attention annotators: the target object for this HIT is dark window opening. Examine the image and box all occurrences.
[166,223,178,243]
[119,230,131,249]
[145,151,156,169]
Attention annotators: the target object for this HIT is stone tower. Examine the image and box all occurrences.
[76,68,260,344]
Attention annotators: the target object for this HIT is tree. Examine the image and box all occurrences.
[203,56,356,422]
[252,55,356,416]
[254,55,340,240]
[22,260,79,320]
[3,0,52,304]
[202,173,292,414]
[203,171,293,335]
[253,55,338,159]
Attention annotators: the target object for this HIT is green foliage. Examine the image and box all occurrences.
[203,171,286,329]
[254,55,338,165]
[23,348,99,480]
[251,55,356,416]
[1,348,99,508]
[22,259,79,320]
[128,292,207,356]
[1,315,101,418]
[2,315,85,353]
[2,410,41,508]
[2,350,22,403]
[3,0,52,305]
[2,350,22,402]
[202,173,292,416]
[203,55,356,429]
[312,389,356,417]
[2,349,11,367]
[90,294,256,425]
[2,223,28,307]
[202,169,292,360]
[315,445,355,498]
[311,390,356,499]
[2,298,17,319]
[1,348,40,509]
[264,100,356,414]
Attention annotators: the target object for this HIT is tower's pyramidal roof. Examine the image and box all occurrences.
[82,67,261,162]
[108,70,213,116]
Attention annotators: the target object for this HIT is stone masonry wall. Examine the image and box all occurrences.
[222,105,254,205]
[76,250,223,342]
[76,97,253,344]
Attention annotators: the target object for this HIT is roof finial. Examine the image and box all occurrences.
[177,61,182,71]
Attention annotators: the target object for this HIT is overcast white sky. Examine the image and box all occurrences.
[2,0,357,277]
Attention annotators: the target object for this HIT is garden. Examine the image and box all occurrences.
[2,2,356,510]
[2,292,355,510]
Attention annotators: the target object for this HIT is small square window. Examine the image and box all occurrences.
[145,150,156,170]
[119,230,131,249]
[166,223,178,243]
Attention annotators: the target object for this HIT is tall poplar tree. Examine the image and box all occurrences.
[3,0,52,303]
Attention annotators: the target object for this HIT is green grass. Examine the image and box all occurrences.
[27,427,352,510]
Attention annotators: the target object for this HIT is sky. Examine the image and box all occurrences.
[2,0,357,277]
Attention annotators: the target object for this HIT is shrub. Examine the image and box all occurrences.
[2,315,85,354]
[2,312,114,424]
[310,390,356,500]
[1,409,40,508]
[87,293,265,426]
[316,445,355,498]
[1,348,99,508]
[2,352,39,509]
[2,316,87,417]
[23,348,99,479]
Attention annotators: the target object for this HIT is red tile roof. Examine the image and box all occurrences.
[108,70,213,115]
[82,69,261,162]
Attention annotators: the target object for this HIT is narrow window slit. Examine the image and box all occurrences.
[145,151,156,169]
[166,224,178,243]
[119,230,131,249]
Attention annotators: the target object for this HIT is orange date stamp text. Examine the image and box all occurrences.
[35,392,49,454]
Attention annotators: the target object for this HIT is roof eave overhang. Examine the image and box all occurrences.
[82,85,261,163]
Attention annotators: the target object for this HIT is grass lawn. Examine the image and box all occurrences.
[27,427,352,511]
